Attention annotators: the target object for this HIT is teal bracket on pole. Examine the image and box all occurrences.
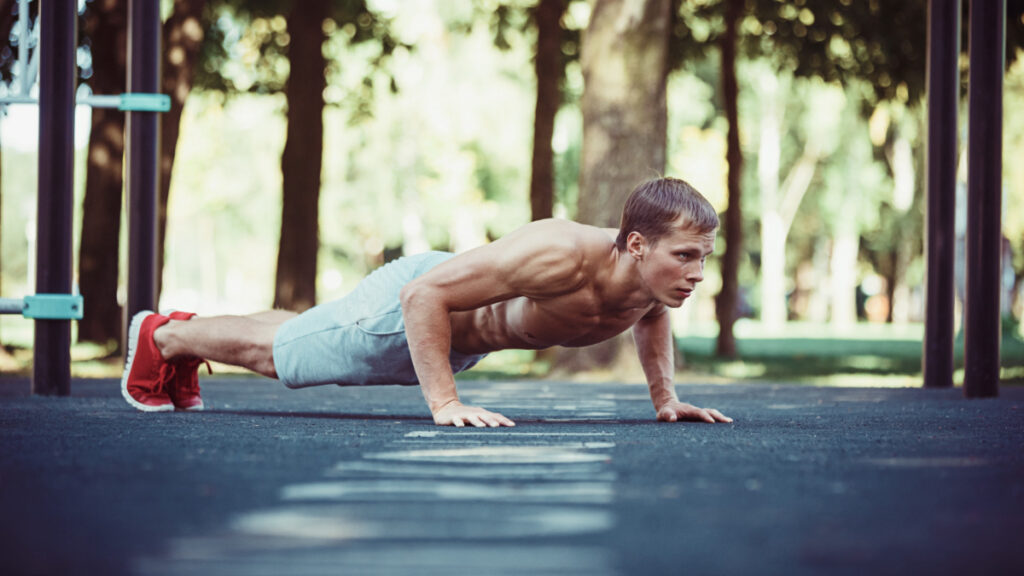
[22,294,84,320]
[119,93,170,112]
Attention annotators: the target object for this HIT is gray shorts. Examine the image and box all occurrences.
[272,251,487,388]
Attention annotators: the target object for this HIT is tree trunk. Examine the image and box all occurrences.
[567,0,669,376]
[157,0,207,303]
[889,234,913,323]
[759,114,819,326]
[757,70,785,328]
[578,0,670,227]
[529,0,566,221]
[829,87,869,329]
[77,0,127,348]
[274,0,328,312]
[808,237,830,322]
[1,135,3,344]
[886,129,915,324]
[830,213,859,327]
[715,0,743,358]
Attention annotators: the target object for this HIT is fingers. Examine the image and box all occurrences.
[474,411,516,428]
[437,406,516,428]
[707,408,733,423]
[658,402,733,424]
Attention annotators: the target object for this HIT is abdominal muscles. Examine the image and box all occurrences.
[450,296,645,354]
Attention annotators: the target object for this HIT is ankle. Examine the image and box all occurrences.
[152,321,182,360]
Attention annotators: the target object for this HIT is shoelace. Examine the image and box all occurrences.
[155,361,178,395]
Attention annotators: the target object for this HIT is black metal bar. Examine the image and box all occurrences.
[32,0,77,396]
[125,0,160,334]
[923,0,961,389]
[963,0,1005,398]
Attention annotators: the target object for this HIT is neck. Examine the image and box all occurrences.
[605,247,656,310]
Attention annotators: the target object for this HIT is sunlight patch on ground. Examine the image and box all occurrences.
[810,374,921,388]
[716,361,768,379]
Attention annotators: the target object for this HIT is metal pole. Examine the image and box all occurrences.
[963,0,1005,398]
[923,0,961,389]
[16,0,30,95]
[33,0,76,396]
[125,0,161,334]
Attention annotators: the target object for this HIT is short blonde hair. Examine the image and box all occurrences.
[615,178,719,250]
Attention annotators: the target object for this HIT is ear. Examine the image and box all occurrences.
[626,231,646,260]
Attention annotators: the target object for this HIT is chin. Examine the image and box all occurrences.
[662,296,686,309]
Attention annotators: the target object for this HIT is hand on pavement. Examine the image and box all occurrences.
[433,401,516,428]
[657,401,732,423]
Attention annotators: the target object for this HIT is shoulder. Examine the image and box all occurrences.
[502,219,612,255]
[480,219,610,297]
[499,219,611,268]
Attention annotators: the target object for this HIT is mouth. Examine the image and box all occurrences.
[676,288,693,298]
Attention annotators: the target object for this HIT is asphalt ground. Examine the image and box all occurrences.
[1,377,1022,576]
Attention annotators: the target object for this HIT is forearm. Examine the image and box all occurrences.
[641,347,677,411]
[401,287,460,414]
[632,314,678,411]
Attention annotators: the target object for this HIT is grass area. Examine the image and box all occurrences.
[675,320,1024,386]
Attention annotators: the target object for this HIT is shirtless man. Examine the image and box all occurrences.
[121,177,732,427]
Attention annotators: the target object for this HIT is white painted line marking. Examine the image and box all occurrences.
[326,461,617,481]
[281,480,614,504]
[396,440,617,450]
[405,431,615,438]
[232,504,614,540]
[364,446,612,464]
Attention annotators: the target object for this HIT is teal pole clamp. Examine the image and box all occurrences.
[22,294,84,320]
[119,93,171,112]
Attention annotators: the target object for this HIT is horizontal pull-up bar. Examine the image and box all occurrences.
[0,294,84,320]
[0,92,170,112]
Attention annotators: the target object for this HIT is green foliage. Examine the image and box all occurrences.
[1004,53,1024,282]
[674,0,1024,106]
[195,0,404,101]
[457,0,584,109]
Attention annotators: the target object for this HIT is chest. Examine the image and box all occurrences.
[507,293,649,348]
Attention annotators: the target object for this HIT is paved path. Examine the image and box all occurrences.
[1,377,1022,575]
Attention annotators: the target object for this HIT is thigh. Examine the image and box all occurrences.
[271,251,456,388]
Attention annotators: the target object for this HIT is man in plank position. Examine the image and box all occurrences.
[122,177,732,427]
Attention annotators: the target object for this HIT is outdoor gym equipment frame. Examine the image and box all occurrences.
[924,0,1005,398]
[0,1,1009,398]
[0,0,164,395]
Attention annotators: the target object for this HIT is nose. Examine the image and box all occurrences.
[686,261,705,283]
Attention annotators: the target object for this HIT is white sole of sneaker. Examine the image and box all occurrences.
[121,310,174,412]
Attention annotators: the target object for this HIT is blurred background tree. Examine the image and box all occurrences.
[76,0,126,349]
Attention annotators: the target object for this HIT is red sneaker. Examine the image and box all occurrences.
[121,311,175,412]
[166,311,211,411]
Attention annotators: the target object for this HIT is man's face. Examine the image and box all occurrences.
[632,220,717,308]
